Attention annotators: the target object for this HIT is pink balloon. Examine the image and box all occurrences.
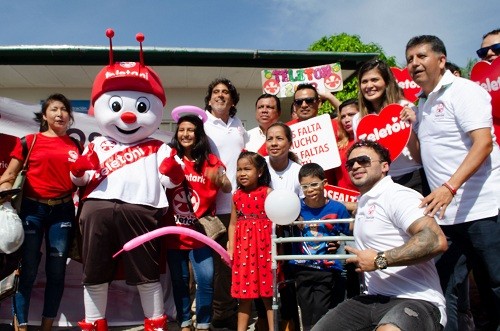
[113,226,231,266]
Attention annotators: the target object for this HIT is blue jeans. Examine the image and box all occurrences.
[436,214,500,330]
[167,246,214,329]
[13,198,74,324]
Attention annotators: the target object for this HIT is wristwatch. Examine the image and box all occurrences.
[374,251,388,270]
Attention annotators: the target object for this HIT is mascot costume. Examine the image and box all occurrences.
[70,29,184,331]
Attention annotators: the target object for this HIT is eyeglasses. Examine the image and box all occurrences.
[476,43,500,59]
[345,155,382,171]
[294,97,317,106]
[300,181,323,191]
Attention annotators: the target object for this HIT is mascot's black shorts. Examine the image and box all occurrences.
[79,199,165,285]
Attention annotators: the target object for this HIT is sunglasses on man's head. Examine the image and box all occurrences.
[476,43,500,59]
[293,97,317,106]
[345,155,382,171]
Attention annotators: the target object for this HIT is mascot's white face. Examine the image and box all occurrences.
[94,90,164,144]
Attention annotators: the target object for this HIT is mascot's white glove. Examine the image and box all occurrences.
[70,144,100,177]
[159,148,184,185]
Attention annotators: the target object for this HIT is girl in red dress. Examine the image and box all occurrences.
[227,151,273,331]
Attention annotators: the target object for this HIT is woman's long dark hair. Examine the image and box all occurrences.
[169,115,213,174]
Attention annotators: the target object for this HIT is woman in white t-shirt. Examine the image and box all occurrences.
[353,59,430,195]
[264,122,303,198]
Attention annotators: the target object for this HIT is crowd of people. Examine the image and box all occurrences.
[0,30,499,331]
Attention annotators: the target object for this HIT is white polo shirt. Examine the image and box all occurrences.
[204,110,248,214]
[414,70,500,225]
[355,176,446,327]
[245,126,265,153]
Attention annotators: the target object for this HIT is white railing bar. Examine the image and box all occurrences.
[273,236,354,243]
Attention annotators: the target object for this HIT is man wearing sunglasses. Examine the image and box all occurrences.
[477,29,500,63]
[404,35,500,331]
[312,140,448,331]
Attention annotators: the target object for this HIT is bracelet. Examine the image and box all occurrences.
[442,182,457,196]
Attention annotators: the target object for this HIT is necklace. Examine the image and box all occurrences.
[275,169,286,180]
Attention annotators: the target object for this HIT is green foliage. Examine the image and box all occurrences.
[463,58,478,79]
[310,33,397,116]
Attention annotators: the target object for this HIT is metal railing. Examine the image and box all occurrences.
[271,218,355,331]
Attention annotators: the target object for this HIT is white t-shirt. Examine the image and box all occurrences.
[204,110,248,214]
[352,100,422,178]
[72,136,173,208]
[355,176,446,327]
[245,126,265,153]
[414,70,500,225]
[265,157,304,198]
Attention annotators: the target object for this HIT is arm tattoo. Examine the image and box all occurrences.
[385,223,440,267]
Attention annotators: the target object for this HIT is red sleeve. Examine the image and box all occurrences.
[257,143,268,156]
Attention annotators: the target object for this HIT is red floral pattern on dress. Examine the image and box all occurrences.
[231,185,273,299]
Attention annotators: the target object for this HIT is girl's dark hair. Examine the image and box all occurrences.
[169,115,214,174]
[35,93,73,132]
[237,151,271,188]
[266,122,300,163]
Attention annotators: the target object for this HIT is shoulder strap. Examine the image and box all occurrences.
[20,137,28,159]
[21,134,37,171]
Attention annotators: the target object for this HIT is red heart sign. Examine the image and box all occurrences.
[470,57,500,121]
[356,103,411,161]
[390,67,420,103]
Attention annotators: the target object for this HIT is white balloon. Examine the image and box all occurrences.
[264,190,301,225]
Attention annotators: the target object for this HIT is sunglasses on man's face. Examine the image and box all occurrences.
[293,97,317,106]
[345,155,382,171]
[476,43,500,59]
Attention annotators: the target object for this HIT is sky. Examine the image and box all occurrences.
[0,0,498,68]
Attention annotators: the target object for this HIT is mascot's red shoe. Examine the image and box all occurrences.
[144,314,168,331]
[78,319,108,331]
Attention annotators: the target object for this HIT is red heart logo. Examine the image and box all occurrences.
[470,57,500,121]
[390,67,420,103]
[356,103,411,161]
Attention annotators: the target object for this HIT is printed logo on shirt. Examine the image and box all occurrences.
[432,103,445,120]
[99,140,117,151]
[171,186,198,225]
[68,150,79,162]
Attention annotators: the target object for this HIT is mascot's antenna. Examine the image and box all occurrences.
[105,28,115,65]
[136,33,145,66]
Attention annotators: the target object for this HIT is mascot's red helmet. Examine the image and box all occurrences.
[90,29,166,114]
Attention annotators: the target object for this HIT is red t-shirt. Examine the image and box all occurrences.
[165,154,225,250]
[10,133,79,199]
[333,138,358,191]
